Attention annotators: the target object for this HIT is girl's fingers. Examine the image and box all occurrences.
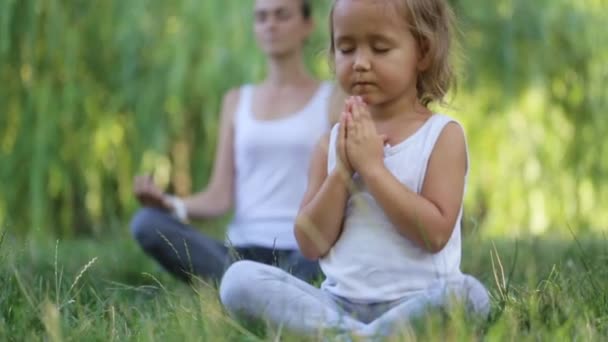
[362,106,372,121]
[351,103,363,138]
[346,112,357,137]
[339,112,349,160]
[351,98,361,122]
[339,112,346,142]
[362,118,371,136]
[359,100,378,138]
[356,96,372,121]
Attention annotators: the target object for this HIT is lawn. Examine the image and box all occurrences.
[1,230,607,341]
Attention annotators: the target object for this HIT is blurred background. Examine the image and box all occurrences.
[0,0,606,240]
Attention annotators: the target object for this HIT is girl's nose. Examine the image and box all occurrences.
[353,51,371,72]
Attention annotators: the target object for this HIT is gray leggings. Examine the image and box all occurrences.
[220,261,490,337]
[130,208,321,284]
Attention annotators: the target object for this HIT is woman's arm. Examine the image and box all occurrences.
[181,88,240,219]
[132,89,239,221]
[295,125,352,260]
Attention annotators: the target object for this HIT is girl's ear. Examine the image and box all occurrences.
[417,38,432,71]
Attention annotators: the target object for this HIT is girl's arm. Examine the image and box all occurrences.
[344,97,466,253]
[180,88,240,219]
[359,123,467,253]
[295,127,351,260]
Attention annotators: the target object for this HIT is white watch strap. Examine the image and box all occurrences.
[165,195,188,224]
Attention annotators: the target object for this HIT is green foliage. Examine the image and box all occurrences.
[1,234,607,340]
[451,0,608,236]
[0,0,606,237]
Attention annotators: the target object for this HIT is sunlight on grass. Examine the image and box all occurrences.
[41,300,62,342]
[1,234,607,340]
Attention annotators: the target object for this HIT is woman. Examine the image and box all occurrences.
[131,0,339,284]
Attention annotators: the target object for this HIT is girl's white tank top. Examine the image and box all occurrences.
[321,114,467,301]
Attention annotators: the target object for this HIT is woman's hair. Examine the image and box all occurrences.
[301,0,312,19]
[329,0,456,107]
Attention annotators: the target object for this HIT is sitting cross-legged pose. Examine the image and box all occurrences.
[219,0,490,337]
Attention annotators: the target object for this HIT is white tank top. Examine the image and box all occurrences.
[226,82,333,249]
[320,114,466,302]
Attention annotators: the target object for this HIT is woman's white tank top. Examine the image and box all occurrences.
[226,82,333,249]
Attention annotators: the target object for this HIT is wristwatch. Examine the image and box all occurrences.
[164,195,189,224]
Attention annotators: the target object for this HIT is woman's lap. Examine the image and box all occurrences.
[130,207,320,283]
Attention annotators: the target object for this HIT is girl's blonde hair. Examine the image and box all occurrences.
[329,0,456,107]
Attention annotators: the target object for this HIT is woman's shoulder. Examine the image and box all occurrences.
[218,87,244,122]
[223,87,241,103]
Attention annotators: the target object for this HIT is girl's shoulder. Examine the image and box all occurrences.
[428,112,460,125]
[391,113,467,161]
[432,113,466,138]
[423,113,466,141]
[425,113,468,169]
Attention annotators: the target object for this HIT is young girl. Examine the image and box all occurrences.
[220,0,490,337]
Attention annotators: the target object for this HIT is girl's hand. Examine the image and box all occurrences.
[336,109,354,179]
[345,97,387,177]
[133,174,173,211]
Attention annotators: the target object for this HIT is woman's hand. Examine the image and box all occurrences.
[345,96,387,177]
[133,175,173,211]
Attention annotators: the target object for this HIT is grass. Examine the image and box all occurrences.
[1,230,607,341]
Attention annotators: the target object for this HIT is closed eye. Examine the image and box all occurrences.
[275,8,292,21]
[255,11,267,23]
[338,47,355,54]
[372,46,390,54]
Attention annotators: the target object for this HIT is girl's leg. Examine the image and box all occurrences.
[219,260,365,335]
[361,274,490,337]
[131,207,229,283]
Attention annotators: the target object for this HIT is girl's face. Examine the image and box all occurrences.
[332,0,425,106]
[254,0,313,58]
